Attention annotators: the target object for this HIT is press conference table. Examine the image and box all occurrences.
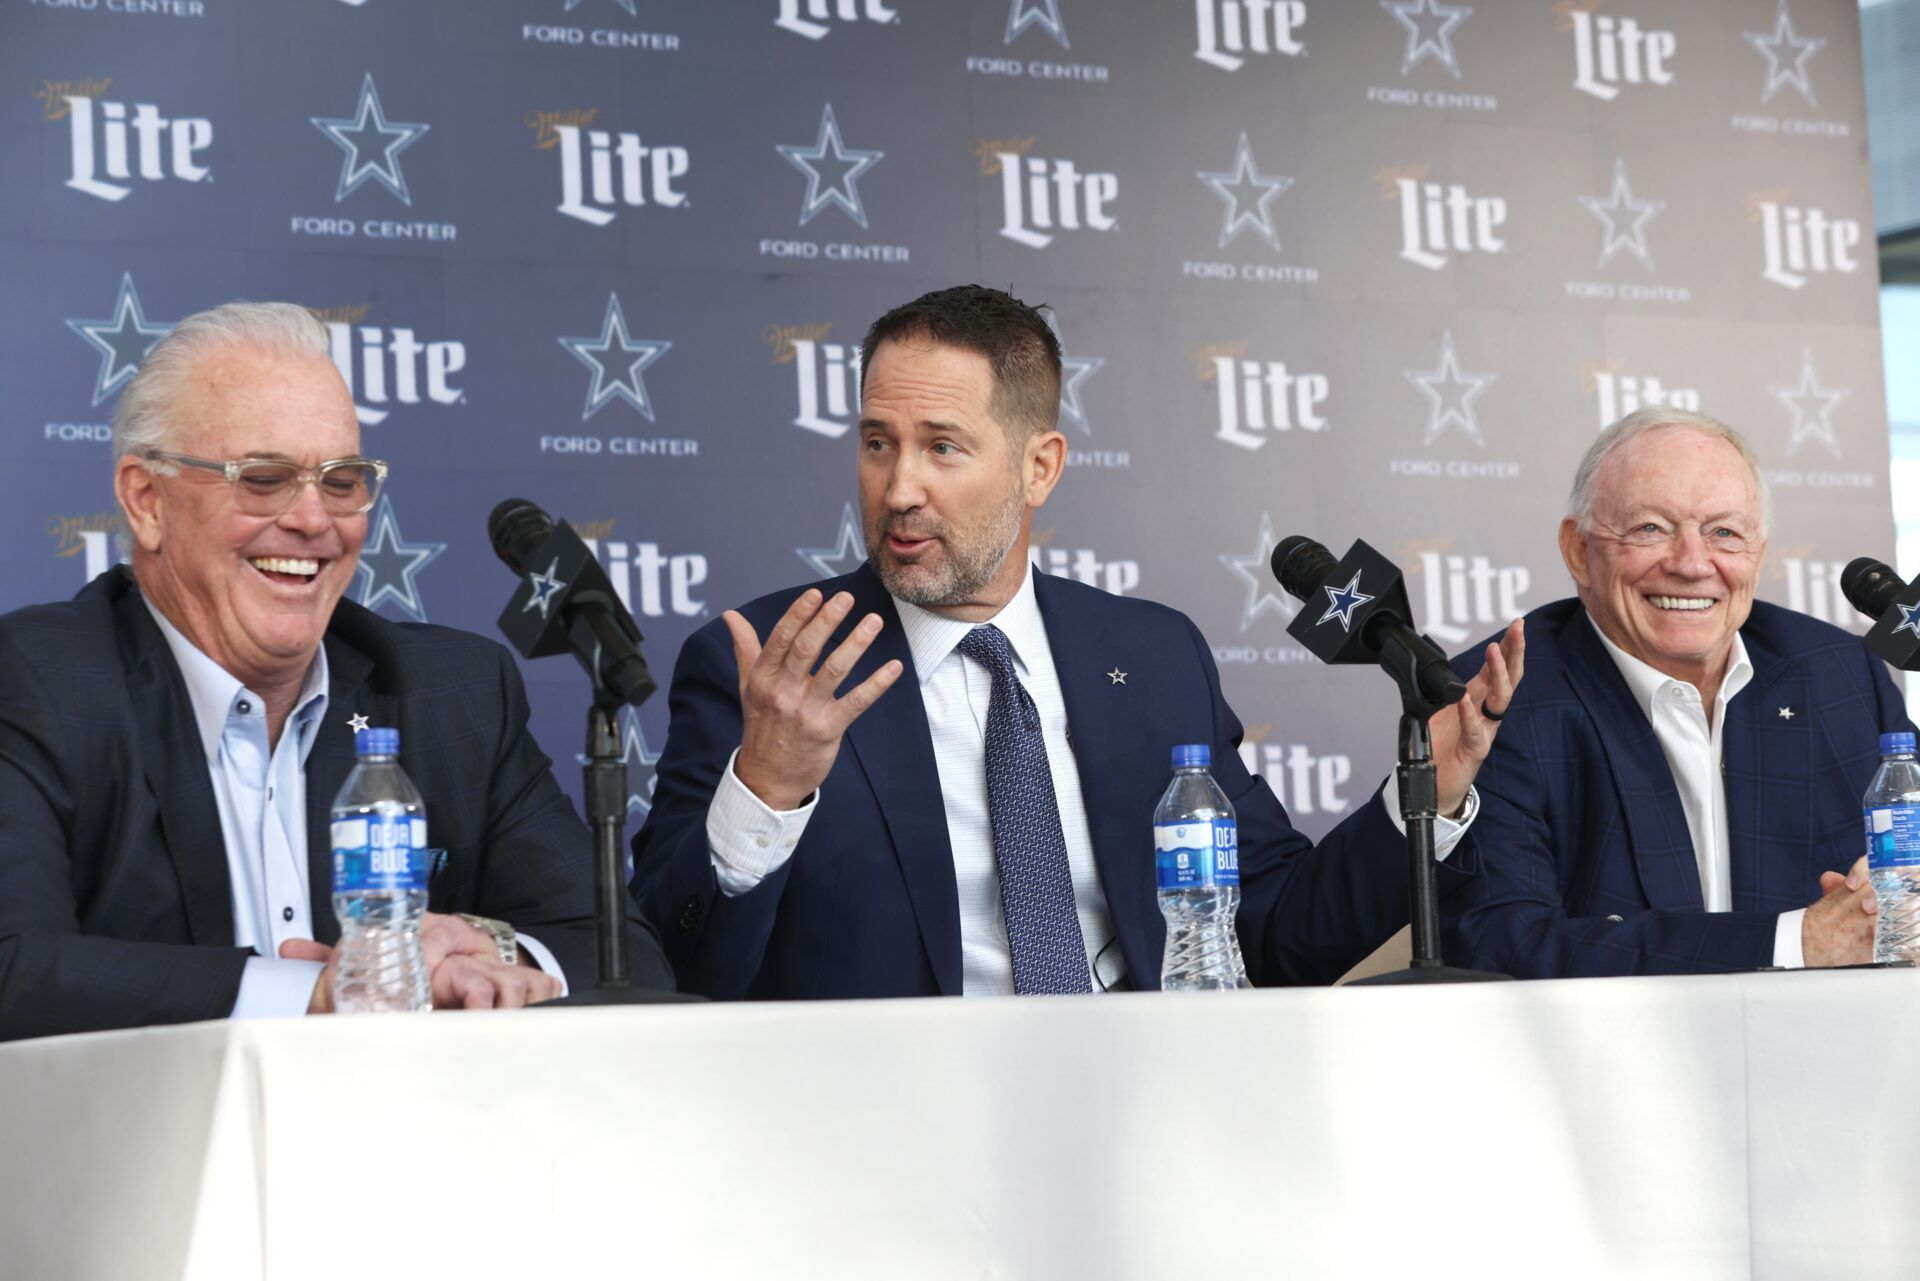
[1,970,1913,1281]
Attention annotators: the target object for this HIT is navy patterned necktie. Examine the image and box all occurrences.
[955,624,1092,995]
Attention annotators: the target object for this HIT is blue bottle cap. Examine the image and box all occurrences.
[354,727,400,757]
[1882,731,1916,757]
[1171,743,1210,769]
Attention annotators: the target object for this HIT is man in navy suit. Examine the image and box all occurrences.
[0,301,670,1041]
[1441,406,1901,978]
[633,285,1521,999]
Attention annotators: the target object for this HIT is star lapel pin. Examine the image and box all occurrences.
[1107,668,1127,685]
[1777,706,1795,721]
[347,712,370,733]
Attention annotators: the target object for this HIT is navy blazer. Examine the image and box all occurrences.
[1442,598,1914,977]
[632,564,1467,998]
[0,568,673,1041]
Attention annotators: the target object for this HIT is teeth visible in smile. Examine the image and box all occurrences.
[252,557,319,577]
[1649,596,1712,611]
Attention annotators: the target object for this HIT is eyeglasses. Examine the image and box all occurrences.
[139,449,389,517]
[1597,518,1762,557]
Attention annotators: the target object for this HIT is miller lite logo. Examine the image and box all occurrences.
[1779,556,1868,633]
[49,510,129,585]
[1194,0,1307,71]
[551,115,690,227]
[1569,9,1676,102]
[1388,168,1506,270]
[986,144,1118,249]
[1753,195,1861,290]
[1204,346,1329,449]
[52,88,212,203]
[775,0,898,40]
[1029,536,1140,595]
[1407,544,1529,646]
[1589,367,1699,430]
[578,523,710,618]
[1238,734,1351,816]
[319,306,466,425]
[767,322,862,439]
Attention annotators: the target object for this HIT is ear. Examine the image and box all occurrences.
[1558,517,1589,591]
[116,456,166,554]
[1023,429,1066,509]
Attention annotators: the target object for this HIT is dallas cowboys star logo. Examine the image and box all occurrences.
[579,709,661,817]
[796,502,868,579]
[1198,132,1292,252]
[1770,348,1847,459]
[1219,512,1297,631]
[1405,329,1495,447]
[1578,157,1664,272]
[777,103,884,231]
[352,495,445,623]
[1317,571,1375,633]
[347,712,370,733]
[524,559,565,618]
[1382,0,1471,80]
[560,293,671,422]
[1045,314,1103,436]
[1744,0,1824,107]
[1005,0,1068,47]
[1896,603,1920,641]
[67,273,171,406]
[310,73,430,206]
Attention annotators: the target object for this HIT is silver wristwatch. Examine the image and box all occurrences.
[459,913,519,967]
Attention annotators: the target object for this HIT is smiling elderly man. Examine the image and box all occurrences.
[1440,406,1910,977]
[0,301,671,1040]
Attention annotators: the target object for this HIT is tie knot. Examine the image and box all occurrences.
[957,624,1016,679]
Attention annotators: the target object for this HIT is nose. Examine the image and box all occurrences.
[1664,525,1713,578]
[883,452,927,514]
[276,475,335,537]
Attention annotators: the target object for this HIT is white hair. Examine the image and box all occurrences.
[1567,405,1771,536]
[112,300,331,469]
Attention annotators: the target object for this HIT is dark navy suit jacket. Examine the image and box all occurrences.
[1442,597,1913,977]
[0,568,672,1041]
[632,564,1469,999]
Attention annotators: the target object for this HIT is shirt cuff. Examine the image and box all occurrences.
[708,748,817,896]
[514,932,569,998]
[231,955,327,1019]
[1378,775,1479,862]
[1772,908,1808,969]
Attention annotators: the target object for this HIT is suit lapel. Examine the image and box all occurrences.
[1559,611,1706,911]
[840,568,964,995]
[305,636,381,947]
[1724,634,1812,912]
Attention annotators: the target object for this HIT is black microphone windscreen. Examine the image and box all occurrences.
[488,498,553,573]
[1272,535,1338,603]
[1841,557,1908,621]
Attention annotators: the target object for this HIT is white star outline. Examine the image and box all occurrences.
[1404,329,1496,448]
[1769,348,1847,460]
[67,273,171,406]
[1317,571,1375,632]
[309,72,430,206]
[1896,604,1920,641]
[796,502,868,579]
[524,559,565,619]
[559,293,672,422]
[1744,0,1824,107]
[1777,706,1796,721]
[351,494,446,622]
[1578,157,1665,273]
[347,712,371,733]
[1197,131,1293,252]
[1218,512,1298,632]
[1382,0,1472,80]
[1046,314,1104,436]
[1005,0,1068,48]
[776,103,884,231]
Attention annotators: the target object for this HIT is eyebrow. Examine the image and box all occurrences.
[858,416,980,439]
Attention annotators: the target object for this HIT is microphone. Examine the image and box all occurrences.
[1842,556,1920,672]
[487,498,656,707]
[1271,535,1468,713]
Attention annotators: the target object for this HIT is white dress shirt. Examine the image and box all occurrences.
[1588,618,1805,967]
[705,564,1476,994]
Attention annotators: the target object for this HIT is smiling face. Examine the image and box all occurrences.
[116,343,366,691]
[1560,425,1767,697]
[857,337,1063,621]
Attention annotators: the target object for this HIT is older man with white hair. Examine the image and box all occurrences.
[0,300,672,1040]
[1440,405,1908,977]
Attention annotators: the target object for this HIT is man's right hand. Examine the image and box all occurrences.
[728,589,903,811]
[1803,856,1879,967]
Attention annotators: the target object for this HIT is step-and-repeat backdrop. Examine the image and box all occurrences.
[7,0,1887,840]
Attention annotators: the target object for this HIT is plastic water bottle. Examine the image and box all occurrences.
[1866,730,1920,965]
[330,727,431,1013]
[1155,744,1251,991]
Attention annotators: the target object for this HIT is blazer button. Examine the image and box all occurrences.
[678,894,702,936]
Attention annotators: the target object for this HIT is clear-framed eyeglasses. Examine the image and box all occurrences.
[137,449,389,518]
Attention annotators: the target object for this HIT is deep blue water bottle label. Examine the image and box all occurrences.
[1866,804,1920,870]
[1154,819,1239,889]
[331,816,429,892]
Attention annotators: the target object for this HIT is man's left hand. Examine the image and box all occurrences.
[430,953,562,1009]
[1429,618,1525,819]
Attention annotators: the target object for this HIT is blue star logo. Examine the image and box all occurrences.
[1382,0,1471,80]
[1894,602,1920,641]
[559,293,672,421]
[1005,0,1068,47]
[352,495,446,622]
[578,709,661,817]
[796,502,868,579]
[67,273,171,406]
[1197,132,1292,252]
[776,103,884,230]
[1316,571,1375,632]
[524,559,565,619]
[310,73,430,206]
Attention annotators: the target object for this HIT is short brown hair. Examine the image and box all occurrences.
[859,285,1061,441]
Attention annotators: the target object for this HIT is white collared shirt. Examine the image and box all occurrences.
[1588,617,1805,966]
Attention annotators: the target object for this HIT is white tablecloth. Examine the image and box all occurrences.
[2,970,1915,1280]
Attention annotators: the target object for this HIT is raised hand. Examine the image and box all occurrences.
[1429,618,1525,818]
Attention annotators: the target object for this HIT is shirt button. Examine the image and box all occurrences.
[237,700,252,714]
[282,906,294,923]
[755,835,771,849]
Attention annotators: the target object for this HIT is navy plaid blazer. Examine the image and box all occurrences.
[0,568,672,1041]
[1443,597,1914,977]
